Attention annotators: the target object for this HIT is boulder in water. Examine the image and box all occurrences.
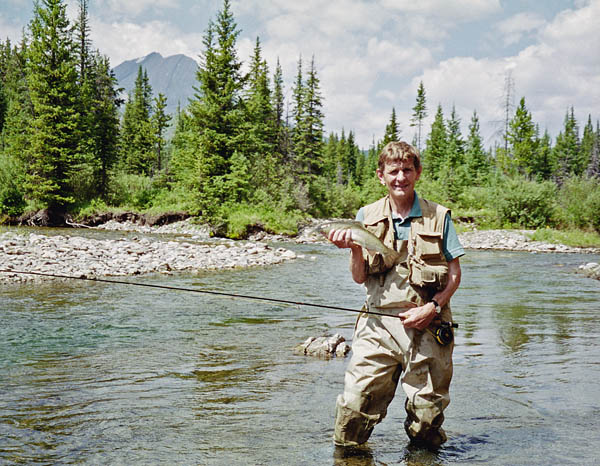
[294,333,351,358]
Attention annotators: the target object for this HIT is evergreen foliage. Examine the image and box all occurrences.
[25,0,82,209]
[1,0,600,239]
[410,81,427,152]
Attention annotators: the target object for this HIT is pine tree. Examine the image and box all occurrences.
[580,115,595,175]
[424,104,447,178]
[446,105,465,167]
[1,38,31,159]
[586,121,600,179]
[554,107,580,180]
[183,0,245,218]
[119,66,155,175]
[300,55,325,178]
[85,53,121,197]
[410,81,427,152]
[530,126,554,181]
[272,58,287,158]
[507,97,536,176]
[242,37,275,169]
[26,0,82,210]
[382,107,400,146]
[152,92,171,172]
[464,110,489,183]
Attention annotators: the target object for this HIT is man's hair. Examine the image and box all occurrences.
[378,141,421,171]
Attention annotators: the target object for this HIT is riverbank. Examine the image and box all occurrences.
[0,223,298,283]
[1,220,599,283]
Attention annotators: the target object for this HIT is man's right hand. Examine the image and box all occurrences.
[326,228,357,250]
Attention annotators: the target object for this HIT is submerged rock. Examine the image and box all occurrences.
[578,262,600,280]
[294,333,351,358]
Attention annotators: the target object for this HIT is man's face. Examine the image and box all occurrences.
[376,159,422,202]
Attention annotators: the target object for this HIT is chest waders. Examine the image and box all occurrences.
[333,196,453,449]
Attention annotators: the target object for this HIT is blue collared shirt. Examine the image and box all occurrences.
[355,193,465,261]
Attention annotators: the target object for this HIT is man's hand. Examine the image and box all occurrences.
[398,303,436,330]
[326,228,359,251]
[326,228,366,284]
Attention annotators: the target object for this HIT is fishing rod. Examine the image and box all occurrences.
[0,268,402,319]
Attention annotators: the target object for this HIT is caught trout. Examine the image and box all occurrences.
[315,220,400,262]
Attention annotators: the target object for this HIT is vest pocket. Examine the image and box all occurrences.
[415,232,443,260]
[409,261,448,291]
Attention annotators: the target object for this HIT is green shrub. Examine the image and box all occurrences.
[107,172,159,209]
[495,177,556,228]
[223,202,305,239]
[555,176,600,231]
[0,153,26,216]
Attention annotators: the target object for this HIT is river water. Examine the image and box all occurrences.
[1,230,599,465]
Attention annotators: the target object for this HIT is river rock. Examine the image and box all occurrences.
[578,263,600,280]
[294,333,351,358]
[0,230,301,283]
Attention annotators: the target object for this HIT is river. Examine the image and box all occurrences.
[1,230,599,465]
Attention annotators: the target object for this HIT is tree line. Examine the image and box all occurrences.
[1,0,599,237]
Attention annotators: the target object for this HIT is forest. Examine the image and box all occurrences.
[1,0,599,242]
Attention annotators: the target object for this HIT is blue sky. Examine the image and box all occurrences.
[2,0,599,149]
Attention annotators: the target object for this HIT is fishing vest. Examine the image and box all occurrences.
[361,195,450,312]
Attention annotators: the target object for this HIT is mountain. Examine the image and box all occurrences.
[112,52,198,116]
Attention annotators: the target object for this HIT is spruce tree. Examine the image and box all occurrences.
[382,107,400,146]
[580,115,595,176]
[272,58,287,158]
[410,81,427,152]
[185,0,244,218]
[424,104,447,178]
[531,127,554,181]
[300,55,325,178]
[464,110,489,183]
[585,121,600,179]
[507,97,536,176]
[26,0,82,210]
[554,107,580,180]
[119,66,155,175]
[152,92,171,172]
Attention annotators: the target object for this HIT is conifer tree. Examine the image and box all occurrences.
[382,107,400,146]
[84,53,121,197]
[410,81,427,152]
[464,110,489,183]
[446,105,465,168]
[26,0,82,210]
[119,66,155,175]
[1,39,31,159]
[272,58,287,158]
[586,121,600,179]
[300,55,325,178]
[507,97,536,176]
[424,104,447,178]
[152,92,171,172]
[580,115,595,175]
[554,107,580,180]
[531,127,554,181]
[184,0,245,218]
[242,37,275,172]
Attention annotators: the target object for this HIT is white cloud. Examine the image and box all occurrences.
[95,0,180,17]
[90,19,203,66]
[380,0,501,20]
[496,12,546,46]
[403,0,600,146]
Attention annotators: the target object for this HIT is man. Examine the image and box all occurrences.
[327,141,464,450]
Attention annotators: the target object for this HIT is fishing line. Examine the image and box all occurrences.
[0,269,404,319]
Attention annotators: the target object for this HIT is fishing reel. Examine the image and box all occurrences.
[427,321,459,346]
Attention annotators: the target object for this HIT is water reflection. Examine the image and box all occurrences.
[1,243,600,464]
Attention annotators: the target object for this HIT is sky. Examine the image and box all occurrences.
[1,0,599,149]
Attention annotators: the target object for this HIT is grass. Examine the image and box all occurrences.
[528,228,600,248]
